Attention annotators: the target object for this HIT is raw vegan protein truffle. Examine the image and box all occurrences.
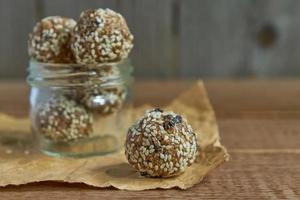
[35,96,93,142]
[28,16,76,63]
[125,108,198,177]
[79,86,126,115]
[70,64,127,114]
[71,8,134,64]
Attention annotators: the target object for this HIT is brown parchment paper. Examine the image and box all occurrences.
[0,81,229,190]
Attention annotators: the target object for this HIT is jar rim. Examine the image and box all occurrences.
[27,58,133,89]
[28,58,130,69]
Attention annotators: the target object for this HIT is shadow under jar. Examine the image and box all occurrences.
[27,59,134,157]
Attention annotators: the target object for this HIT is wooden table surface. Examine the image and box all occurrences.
[0,80,299,200]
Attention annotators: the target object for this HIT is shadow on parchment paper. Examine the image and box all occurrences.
[93,147,224,180]
[94,162,176,180]
[0,130,37,158]
[93,162,139,179]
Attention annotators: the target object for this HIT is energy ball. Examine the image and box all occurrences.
[79,86,126,115]
[69,64,127,114]
[125,108,198,177]
[71,8,134,64]
[35,96,93,142]
[28,16,76,63]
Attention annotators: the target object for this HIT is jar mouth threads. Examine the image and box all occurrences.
[27,58,132,89]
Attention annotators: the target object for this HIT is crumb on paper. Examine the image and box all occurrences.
[24,150,30,155]
[5,149,13,154]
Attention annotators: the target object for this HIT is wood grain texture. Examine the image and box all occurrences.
[179,0,255,78]
[0,80,299,199]
[2,79,300,118]
[42,0,177,78]
[42,0,118,19]
[0,0,36,79]
[250,0,300,77]
[0,152,299,200]
[118,0,178,78]
[3,0,300,79]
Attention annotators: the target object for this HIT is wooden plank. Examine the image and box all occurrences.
[3,1,300,79]
[220,119,300,149]
[2,80,300,118]
[0,0,36,79]
[41,0,118,19]
[0,80,300,198]
[205,79,300,119]
[118,0,177,78]
[250,0,300,77]
[42,0,176,78]
[0,81,29,117]
[179,0,255,78]
[0,153,298,199]
[179,0,300,78]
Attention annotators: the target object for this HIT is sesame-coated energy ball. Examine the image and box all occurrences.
[35,96,93,142]
[79,86,126,115]
[71,8,134,64]
[28,16,76,63]
[69,64,127,114]
[125,108,198,177]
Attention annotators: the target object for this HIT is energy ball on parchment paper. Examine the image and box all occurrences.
[35,95,93,142]
[125,108,198,178]
[71,8,134,64]
[28,16,76,63]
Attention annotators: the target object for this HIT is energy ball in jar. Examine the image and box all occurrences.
[80,85,126,115]
[28,16,76,63]
[70,64,127,115]
[71,8,134,64]
[125,108,198,178]
[35,96,93,142]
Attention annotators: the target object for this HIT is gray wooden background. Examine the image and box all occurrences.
[1,0,300,79]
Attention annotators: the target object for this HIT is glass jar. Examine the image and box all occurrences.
[27,59,134,157]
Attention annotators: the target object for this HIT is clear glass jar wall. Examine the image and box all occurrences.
[27,59,133,157]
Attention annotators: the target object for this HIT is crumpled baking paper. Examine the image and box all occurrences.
[0,81,228,190]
